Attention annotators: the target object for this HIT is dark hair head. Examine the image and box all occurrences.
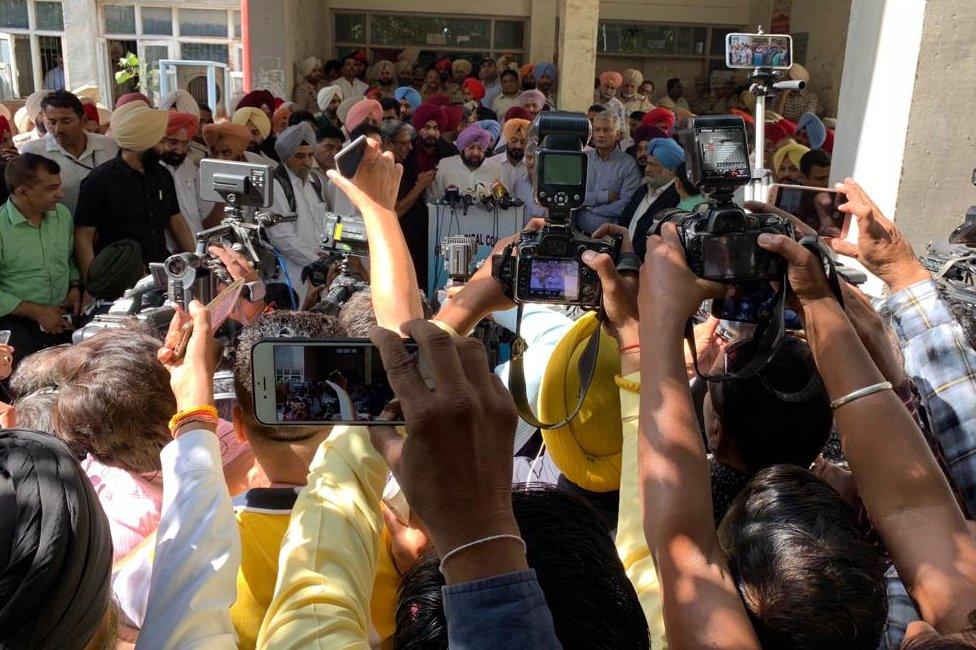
[342,55,358,66]
[719,464,887,649]
[288,109,316,127]
[324,59,342,74]
[380,96,401,116]
[587,104,607,114]
[349,123,382,141]
[395,484,650,649]
[500,69,519,82]
[233,310,346,442]
[4,153,61,192]
[667,77,681,90]
[8,344,72,399]
[674,162,699,193]
[316,122,345,143]
[197,101,212,115]
[800,148,832,176]
[11,390,59,436]
[40,89,84,119]
[710,336,831,472]
[53,324,174,474]
[630,111,646,121]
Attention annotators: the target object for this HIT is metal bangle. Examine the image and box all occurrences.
[438,534,526,573]
[830,381,893,410]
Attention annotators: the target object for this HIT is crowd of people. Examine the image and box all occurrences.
[2,48,975,650]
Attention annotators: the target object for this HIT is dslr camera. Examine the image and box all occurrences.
[492,112,621,308]
[656,115,792,285]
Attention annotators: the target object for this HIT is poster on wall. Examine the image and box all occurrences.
[770,0,792,34]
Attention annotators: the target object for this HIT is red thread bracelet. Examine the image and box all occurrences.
[619,343,641,354]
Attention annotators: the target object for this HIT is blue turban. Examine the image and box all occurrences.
[394,86,422,110]
[646,137,684,171]
[796,112,827,150]
[534,62,556,82]
[475,119,501,148]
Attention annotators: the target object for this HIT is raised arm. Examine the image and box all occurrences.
[327,139,422,334]
[637,224,759,649]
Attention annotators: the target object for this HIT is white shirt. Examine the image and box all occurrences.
[334,77,368,101]
[21,132,118,214]
[427,154,504,202]
[268,167,328,301]
[658,95,690,111]
[137,429,239,650]
[244,149,278,170]
[628,179,675,239]
[491,93,521,119]
[162,158,214,250]
[489,151,528,191]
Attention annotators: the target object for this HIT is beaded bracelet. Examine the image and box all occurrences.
[168,405,219,432]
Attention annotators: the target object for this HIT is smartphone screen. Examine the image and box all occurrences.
[726,33,793,70]
[770,185,849,238]
[251,339,417,426]
[335,135,367,178]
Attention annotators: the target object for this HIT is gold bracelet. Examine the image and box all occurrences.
[615,375,641,394]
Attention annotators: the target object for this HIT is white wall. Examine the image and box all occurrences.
[788,0,851,115]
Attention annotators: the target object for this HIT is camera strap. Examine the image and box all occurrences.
[508,303,604,431]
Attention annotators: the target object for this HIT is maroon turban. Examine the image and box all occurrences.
[412,104,449,131]
[504,106,533,123]
[236,89,275,112]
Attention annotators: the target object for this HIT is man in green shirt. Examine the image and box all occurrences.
[0,153,81,368]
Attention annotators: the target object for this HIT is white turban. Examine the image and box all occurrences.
[317,85,343,113]
[15,90,50,133]
[157,89,201,119]
[299,56,321,78]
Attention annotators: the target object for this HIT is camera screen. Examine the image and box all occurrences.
[270,342,415,423]
[702,233,759,281]
[773,187,847,237]
[697,127,750,182]
[528,259,579,300]
[542,154,584,185]
[725,33,793,70]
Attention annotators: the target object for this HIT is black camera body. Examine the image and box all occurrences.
[493,112,618,309]
[656,115,792,285]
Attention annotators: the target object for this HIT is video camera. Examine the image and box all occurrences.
[492,112,621,308]
[656,116,793,287]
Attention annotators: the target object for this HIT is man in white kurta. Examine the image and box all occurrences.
[427,124,504,201]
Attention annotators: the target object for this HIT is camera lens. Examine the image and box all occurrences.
[165,256,187,275]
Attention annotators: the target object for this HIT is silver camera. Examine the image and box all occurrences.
[199,159,272,208]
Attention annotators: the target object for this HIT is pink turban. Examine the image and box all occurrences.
[599,71,623,87]
[518,90,546,108]
[166,112,199,139]
[344,99,383,132]
[116,92,151,109]
[455,124,492,151]
[412,104,448,131]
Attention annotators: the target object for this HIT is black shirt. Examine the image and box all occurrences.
[74,153,180,265]
[397,161,429,289]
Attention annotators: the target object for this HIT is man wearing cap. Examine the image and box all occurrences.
[74,101,195,284]
[658,78,690,111]
[620,137,683,258]
[293,56,324,114]
[427,124,503,201]
[335,55,369,102]
[620,69,652,114]
[22,90,117,215]
[576,111,641,234]
[267,122,327,301]
[775,63,821,121]
[490,118,529,190]
[405,104,458,175]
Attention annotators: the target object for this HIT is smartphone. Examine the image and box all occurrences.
[768,184,849,238]
[251,338,418,426]
[172,278,245,359]
[335,135,367,179]
[0,330,10,345]
[725,33,793,70]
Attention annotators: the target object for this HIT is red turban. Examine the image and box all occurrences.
[423,94,452,107]
[641,107,676,134]
[167,112,199,139]
[236,89,275,112]
[445,104,464,132]
[764,118,797,146]
[412,104,449,131]
[365,87,383,100]
[463,78,486,100]
[116,92,151,109]
[353,50,368,64]
[0,116,9,137]
[730,108,754,125]
[82,103,100,125]
[435,58,452,74]
[504,106,533,122]
[599,71,623,87]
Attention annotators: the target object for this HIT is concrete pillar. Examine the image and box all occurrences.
[528,0,557,66]
[63,0,101,92]
[555,0,598,112]
[832,0,976,248]
[247,0,290,98]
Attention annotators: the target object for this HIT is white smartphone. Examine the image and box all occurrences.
[725,33,793,70]
[0,330,10,345]
[251,338,417,426]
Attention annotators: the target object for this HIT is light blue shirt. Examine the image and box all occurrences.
[576,147,642,234]
[482,80,502,110]
[43,66,65,91]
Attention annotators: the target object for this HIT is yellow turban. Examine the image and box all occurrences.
[231,107,271,140]
[622,69,643,86]
[773,142,810,173]
[501,118,529,143]
[538,313,623,492]
[370,60,395,82]
[452,59,473,76]
[110,101,169,151]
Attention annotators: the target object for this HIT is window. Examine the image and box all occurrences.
[231,10,240,38]
[179,8,227,38]
[0,0,29,29]
[335,14,365,43]
[181,42,228,65]
[141,7,172,35]
[494,20,524,50]
[103,4,135,34]
[34,1,62,30]
[598,22,707,56]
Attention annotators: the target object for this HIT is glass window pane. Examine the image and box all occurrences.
[35,2,64,31]
[335,13,365,43]
[710,27,736,56]
[494,20,524,50]
[0,0,29,29]
[371,15,489,48]
[597,21,707,55]
[103,4,135,34]
[179,8,227,38]
[181,42,228,64]
[142,44,168,97]
[232,10,241,37]
[142,7,172,35]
